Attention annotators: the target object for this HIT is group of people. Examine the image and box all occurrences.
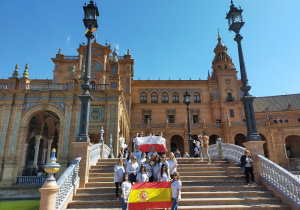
[192,132,211,163]
[114,145,182,210]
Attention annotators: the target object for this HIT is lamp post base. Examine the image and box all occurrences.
[188,138,194,157]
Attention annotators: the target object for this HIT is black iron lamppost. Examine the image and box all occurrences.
[183,90,194,156]
[226,1,261,141]
[76,1,99,142]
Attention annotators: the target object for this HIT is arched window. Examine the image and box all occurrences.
[91,61,102,71]
[193,93,201,103]
[162,92,169,103]
[172,93,179,103]
[151,93,158,103]
[140,92,147,104]
[90,81,96,90]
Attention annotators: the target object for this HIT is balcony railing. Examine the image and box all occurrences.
[90,84,108,91]
[26,83,68,91]
[0,83,8,90]
[226,97,235,102]
[16,176,46,186]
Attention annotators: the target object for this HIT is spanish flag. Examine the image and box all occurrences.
[128,182,172,209]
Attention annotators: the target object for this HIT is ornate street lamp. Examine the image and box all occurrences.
[76,1,99,142]
[183,90,194,156]
[226,1,261,141]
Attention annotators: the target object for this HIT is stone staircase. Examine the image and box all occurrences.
[67,158,290,210]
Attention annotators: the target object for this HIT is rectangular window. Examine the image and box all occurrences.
[215,119,221,123]
[54,77,57,83]
[193,115,199,123]
[10,81,14,89]
[225,65,228,69]
[126,78,130,93]
[21,81,25,89]
[127,66,130,71]
[55,65,59,70]
[111,82,117,88]
[112,68,117,73]
[144,115,150,123]
[69,82,73,89]
[230,109,234,117]
[168,115,175,123]
[227,93,233,101]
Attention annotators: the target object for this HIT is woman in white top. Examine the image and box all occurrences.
[124,152,133,172]
[171,172,182,210]
[114,159,125,200]
[158,163,171,182]
[168,152,178,179]
[145,156,153,182]
[160,154,170,169]
[126,156,139,183]
[153,155,161,182]
[138,152,147,166]
[136,164,149,183]
[147,145,158,158]
[121,173,132,210]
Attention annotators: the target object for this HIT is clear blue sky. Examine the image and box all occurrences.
[0,0,299,97]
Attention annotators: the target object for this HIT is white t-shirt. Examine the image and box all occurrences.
[114,165,125,183]
[168,159,178,175]
[158,172,171,182]
[153,163,161,177]
[171,180,182,199]
[126,162,140,174]
[193,140,201,147]
[145,163,152,177]
[133,151,142,161]
[119,137,125,148]
[137,172,149,183]
[121,181,132,200]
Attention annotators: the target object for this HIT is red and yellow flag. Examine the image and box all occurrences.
[128,182,172,210]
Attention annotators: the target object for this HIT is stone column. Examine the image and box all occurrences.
[42,149,48,164]
[46,139,53,163]
[33,135,41,168]
[22,143,29,168]
[243,141,265,184]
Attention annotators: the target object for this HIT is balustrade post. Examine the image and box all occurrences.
[243,141,265,184]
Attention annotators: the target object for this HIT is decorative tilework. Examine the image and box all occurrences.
[63,111,70,154]
[10,111,20,155]
[24,102,39,111]
[50,97,66,101]
[6,96,12,100]
[93,97,107,101]
[17,96,24,100]
[109,97,118,100]
[131,125,147,128]
[52,102,65,111]
[0,112,9,155]
[0,97,5,100]
[110,104,116,148]
[150,124,166,128]
[42,96,48,99]
[76,111,81,135]
[169,124,184,127]
[67,97,73,100]
[26,97,41,100]
[138,88,202,94]
[89,106,105,121]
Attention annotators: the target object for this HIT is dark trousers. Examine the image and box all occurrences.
[129,173,136,184]
[171,198,178,210]
[245,167,254,183]
[115,182,121,197]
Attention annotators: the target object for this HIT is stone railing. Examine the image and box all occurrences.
[89,143,111,166]
[0,83,8,90]
[26,83,68,91]
[16,176,46,186]
[56,157,81,210]
[217,143,245,163]
[258,155,300,208]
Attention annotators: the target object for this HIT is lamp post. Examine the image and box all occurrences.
[225,1,261,141]
[76,1,99,142]
[183,90,194,157]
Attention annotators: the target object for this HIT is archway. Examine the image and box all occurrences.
[285,135,300,158]
[209,134,219,145]
[170,135,184,156]
[235,133,246,147]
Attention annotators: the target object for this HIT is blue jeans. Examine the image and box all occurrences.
[121,197,127,210]
[171,198,178,210]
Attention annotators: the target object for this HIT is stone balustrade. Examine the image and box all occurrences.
[56,157,81,210]
[16,176,46,186]
[258,155,300,208]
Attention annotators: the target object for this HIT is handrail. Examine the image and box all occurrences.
[258,155,300,208]
[89,143,101,166]
[219,143,245,163]
[56,157,81,210]
[16,176,46,186]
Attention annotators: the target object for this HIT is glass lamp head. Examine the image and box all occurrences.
[225,1,245,34]
[83,1,99,29]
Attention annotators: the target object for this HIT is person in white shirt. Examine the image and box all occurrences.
[147,145,158,158]
[153,155,161,182]
[168,152,178,179]
[133,146,142,162]
[124,152,133,172]
[171,172,182,210]
[160,154,169,169]
[138,152,147,166]
[145,157,153,182]
[121,173,132,210]
[126,156,139,183]
[158,163,171,182]
[132,132,139,149]
[136,164,149,183]
[114,159,125,201]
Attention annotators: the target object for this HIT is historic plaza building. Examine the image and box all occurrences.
[0,34,300,186]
